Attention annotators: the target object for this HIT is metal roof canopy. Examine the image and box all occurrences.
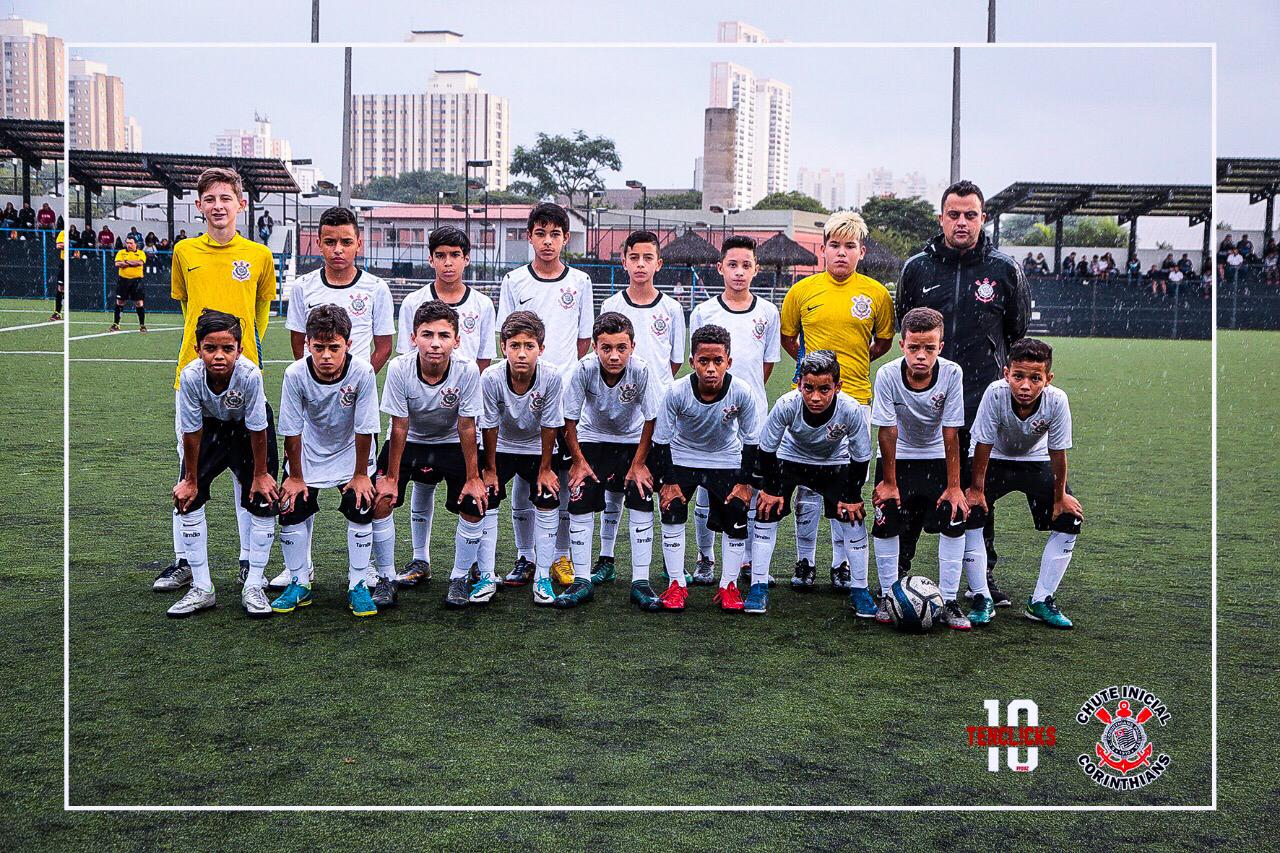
[1217,158,1279,245]
[0,118,64,205]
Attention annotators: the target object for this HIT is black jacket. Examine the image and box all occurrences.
[896,232,1030,424]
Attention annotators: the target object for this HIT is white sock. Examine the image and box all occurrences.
[599,490,622,558]
[829,517,847,569]
[534,507,559,581]
[510,476,535,561]
[874,535,900,594]
[744,491,757,567]
[845,520,869,588]
[693,486,715,560]
[794,487,820,564]
[629,510,653,582]
[246,514,275,588]
[305,514,316,576]
[719,533,746,588]
[661,522,687,587]
[409,482,435,562]
[453,516,484,580]
[232,475,251,561]
[179,506,210,591]
[569,513,594,581]
[347,521,373,590]
[555,471,571,557]
[1033,532,1077,602]
[964,528,990,598]
[751,521,778,586]
[279,521,311,586]
[171,508,185,561]
[479,510,499,579]
[938,533,965,600]
[372,515,396,579]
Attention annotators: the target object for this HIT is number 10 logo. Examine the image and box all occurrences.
[983,699,1041,772]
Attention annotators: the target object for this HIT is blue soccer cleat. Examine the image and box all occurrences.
[847,586,877,619]
[271,582,313,613]
[348,581,378,617]
[743,582,769,614]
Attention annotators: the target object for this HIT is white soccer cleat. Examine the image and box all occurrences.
[268,566,312,590]
[167,586,216,618]
[240,585,272,619]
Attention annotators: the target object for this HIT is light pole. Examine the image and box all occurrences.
[464,158,492,251]
[626,179,647,230]
[311,0,319,41]
[587,189,604,258]
[435,190,456,234]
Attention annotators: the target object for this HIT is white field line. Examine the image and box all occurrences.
[68,325,182,341]
[0,350,60,355]
[0,320,61,333]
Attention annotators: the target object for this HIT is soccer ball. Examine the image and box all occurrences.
[886,575,944,633]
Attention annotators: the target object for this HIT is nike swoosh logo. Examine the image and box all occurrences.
[806,304,820,312]
[187,266,201,272]
[922,285,941,293]
[518,297,533,305]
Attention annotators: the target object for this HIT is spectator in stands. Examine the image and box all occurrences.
[1264,247,1278,285]
[145,231,158,249]
[176,229,189,242]
[1103,252,1119,279]
[257,210,274,244]
[1022,251,1037,274]
[1177,253,1194,275]
[1237,234,1254,260]
[97,224,115,249]
[1225,246,1245,282]
[1125,255,1142,280]
[158,237,172,251]
[17,201,35,229]
[143,232,159,274]
[1161,252,1176,271]
[1076,256,1090,277]
[1219,234,1235,255]
[0,202,15,228]
[127,224,144,246]
[1035,252,1050,274]
[1061,251,1076,277]
[1168,265,1184,293]
[67,225,81,257]
[1090,254,1102,278]
[1145,264,1162,295]
[37,202,56,229]
[80,227,96,249]
[1264,237,1277,257]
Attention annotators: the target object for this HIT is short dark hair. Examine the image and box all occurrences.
[527,202,570,235]
[691,323,731,355]
[413,299,459,335]
[720,234,756,259]
[195,308,242,344]
[429,224,470,255]
[500,310,545,344]
[901,307,944,335]
[592,310,634,341]
[798,350,840,384]
[1008,337,1053,370]
[623,230,660,253]
[941,179,985,211]
[318,206,358,233]
[305,304,351,341]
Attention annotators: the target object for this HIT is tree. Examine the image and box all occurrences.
[753,191,827,213]
[997,214,1126,248]
[860,196,937,249]
[510,130,622,210]
[647,190,702,210]
[353,170,538,205]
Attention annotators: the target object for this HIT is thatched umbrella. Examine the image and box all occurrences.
[756,231,820,289]
[861,235,903,269]
[659,230,721,266]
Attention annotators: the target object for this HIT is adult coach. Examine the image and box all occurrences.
[894,179,1030,606]
[780,211,894,591]
[153,166,278,593]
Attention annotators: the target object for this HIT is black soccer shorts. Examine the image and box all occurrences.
[567,441,653,515]
[115,276,143,302]
[375,440,483,517]
[660,464,749,539]
[176,406,278,518]
[966,458,1081,534]
[488,451,561,511]
[871,457,965,539]
[757,460,861,522]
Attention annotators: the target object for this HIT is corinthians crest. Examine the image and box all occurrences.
[529,390,546,412]
[850,294,872,320]
[223,388,245,409]
[347,294,369,316]
[752,318,766,340]
[974,278,996,303]
[1030,417,1050,434]
[1077,685,1171,791]
[721,403,740,424]
[231,260,251,282]
[826,421,849,441]
[460,311,478,333]
[651,314,669,336]
[618,382,639,404]
[558,287,577,309]
[440,386,461,408]
[338,384,358,407]
[930,391,947,411]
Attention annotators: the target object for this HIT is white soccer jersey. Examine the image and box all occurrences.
[561,354,663,444]
[398,282,496,363]
[285,269,395,364]
[381,353,482,446]
[599,289,685,388]
[870,357,966,460]
[971,380,1073,462]
[688,293,781,410]
[480,362,566,455]
[496,264,594,370]
[277,355,380,488]
[177,355,268,434]
[655,374,762,469]
[761,390,873,466]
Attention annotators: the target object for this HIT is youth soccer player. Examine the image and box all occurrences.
[478,311,564,604]
[371,300,488,610]
[496,202,594,586]
[560,311,662,609]
[964,338,1083,629]
[688,234,780,585]
[166,309,279,618]
[750,352,872,615]
[869,307,970,630]
[649,324,760,611]
[155,167,277,596]
[395,225,496,588]
[596,230,684,582]
[269,305,382,618]
[110,236,148,332]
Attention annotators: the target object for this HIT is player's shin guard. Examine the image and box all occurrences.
[794,488,820,564]
[452,516,485,580]
[629,510,653,582]
[569,513,594,581]
[719,533,747,589]
[479,510,499,579]
[874,535,900,595]
[555,470,571,557]
[751,521,778,586]
[599,490,622,558]
[246,514,275,589]
[1033,532,1077,602]
[693,487,714,560]
[534,507,559,581]
[372,516,396,579]
[179,506,211,591]
[745,491,758,566]
[830,517,848,569]
[409,482,435,562]
[172,508,185,560]
[964,528,990,597]
[510,478,535,561]
[661,523,688,587]
[844,520,869,587]
[304,514,316,574]
[232,476,252,562]
[279,522,311,585]
[938,532,965,600]
[347,521,373,590]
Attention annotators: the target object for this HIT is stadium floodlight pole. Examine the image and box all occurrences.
[950,47,961,185]
[988,0,996,42]
[464,158,493,249]
[311,0,319,41]
[340,47,352,208]
[626,180,647,229]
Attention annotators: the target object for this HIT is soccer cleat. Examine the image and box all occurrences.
[847,586,877,619]
[268,566,312,591]
[372,576,399,609]
[152,560,192,592]
[270,582,313,613]
[532,576,556,605]
[968,593,996,626]
[590,555,617,586]
[364,565,379,590]
[241,584,272,618]
[630,580,662,611]
[662,566,694,586]
[658,581,688,611]
[987,570,1011,607]
[712,582,745,612]
[167,585,216,618]
[398,559,431,587]
[50,312,62,321]
[743,583,769,614]
[469,562,482,584]
[236,559,250,587]
[108,323,120,332]
[875,594,893,625]
[553,579,595,608]
[939,599,972,631]
[1025,596,1073,629]
[444,576,470,609]
[503,556,534,587]
[831,561,853,591]
[139,325,148,333]
[736,562,752,585]
[469,575,499,604]
[551,555,575,586]
[790,558,816,591]
[692,554,716,585]
[348,582,378,617]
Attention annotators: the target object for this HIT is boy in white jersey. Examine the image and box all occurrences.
[166,310,279,618]
[270,305,382,618]
[869,307,970,630]
[395,225,495,589]
[496,203,594,586]
[478,311,565,604]
[650,324,760,611]
[371,301,488,610]
[964,338,1082,629]
[750,352,872,616]
[561,311,663,609]
[688,235,780,586]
